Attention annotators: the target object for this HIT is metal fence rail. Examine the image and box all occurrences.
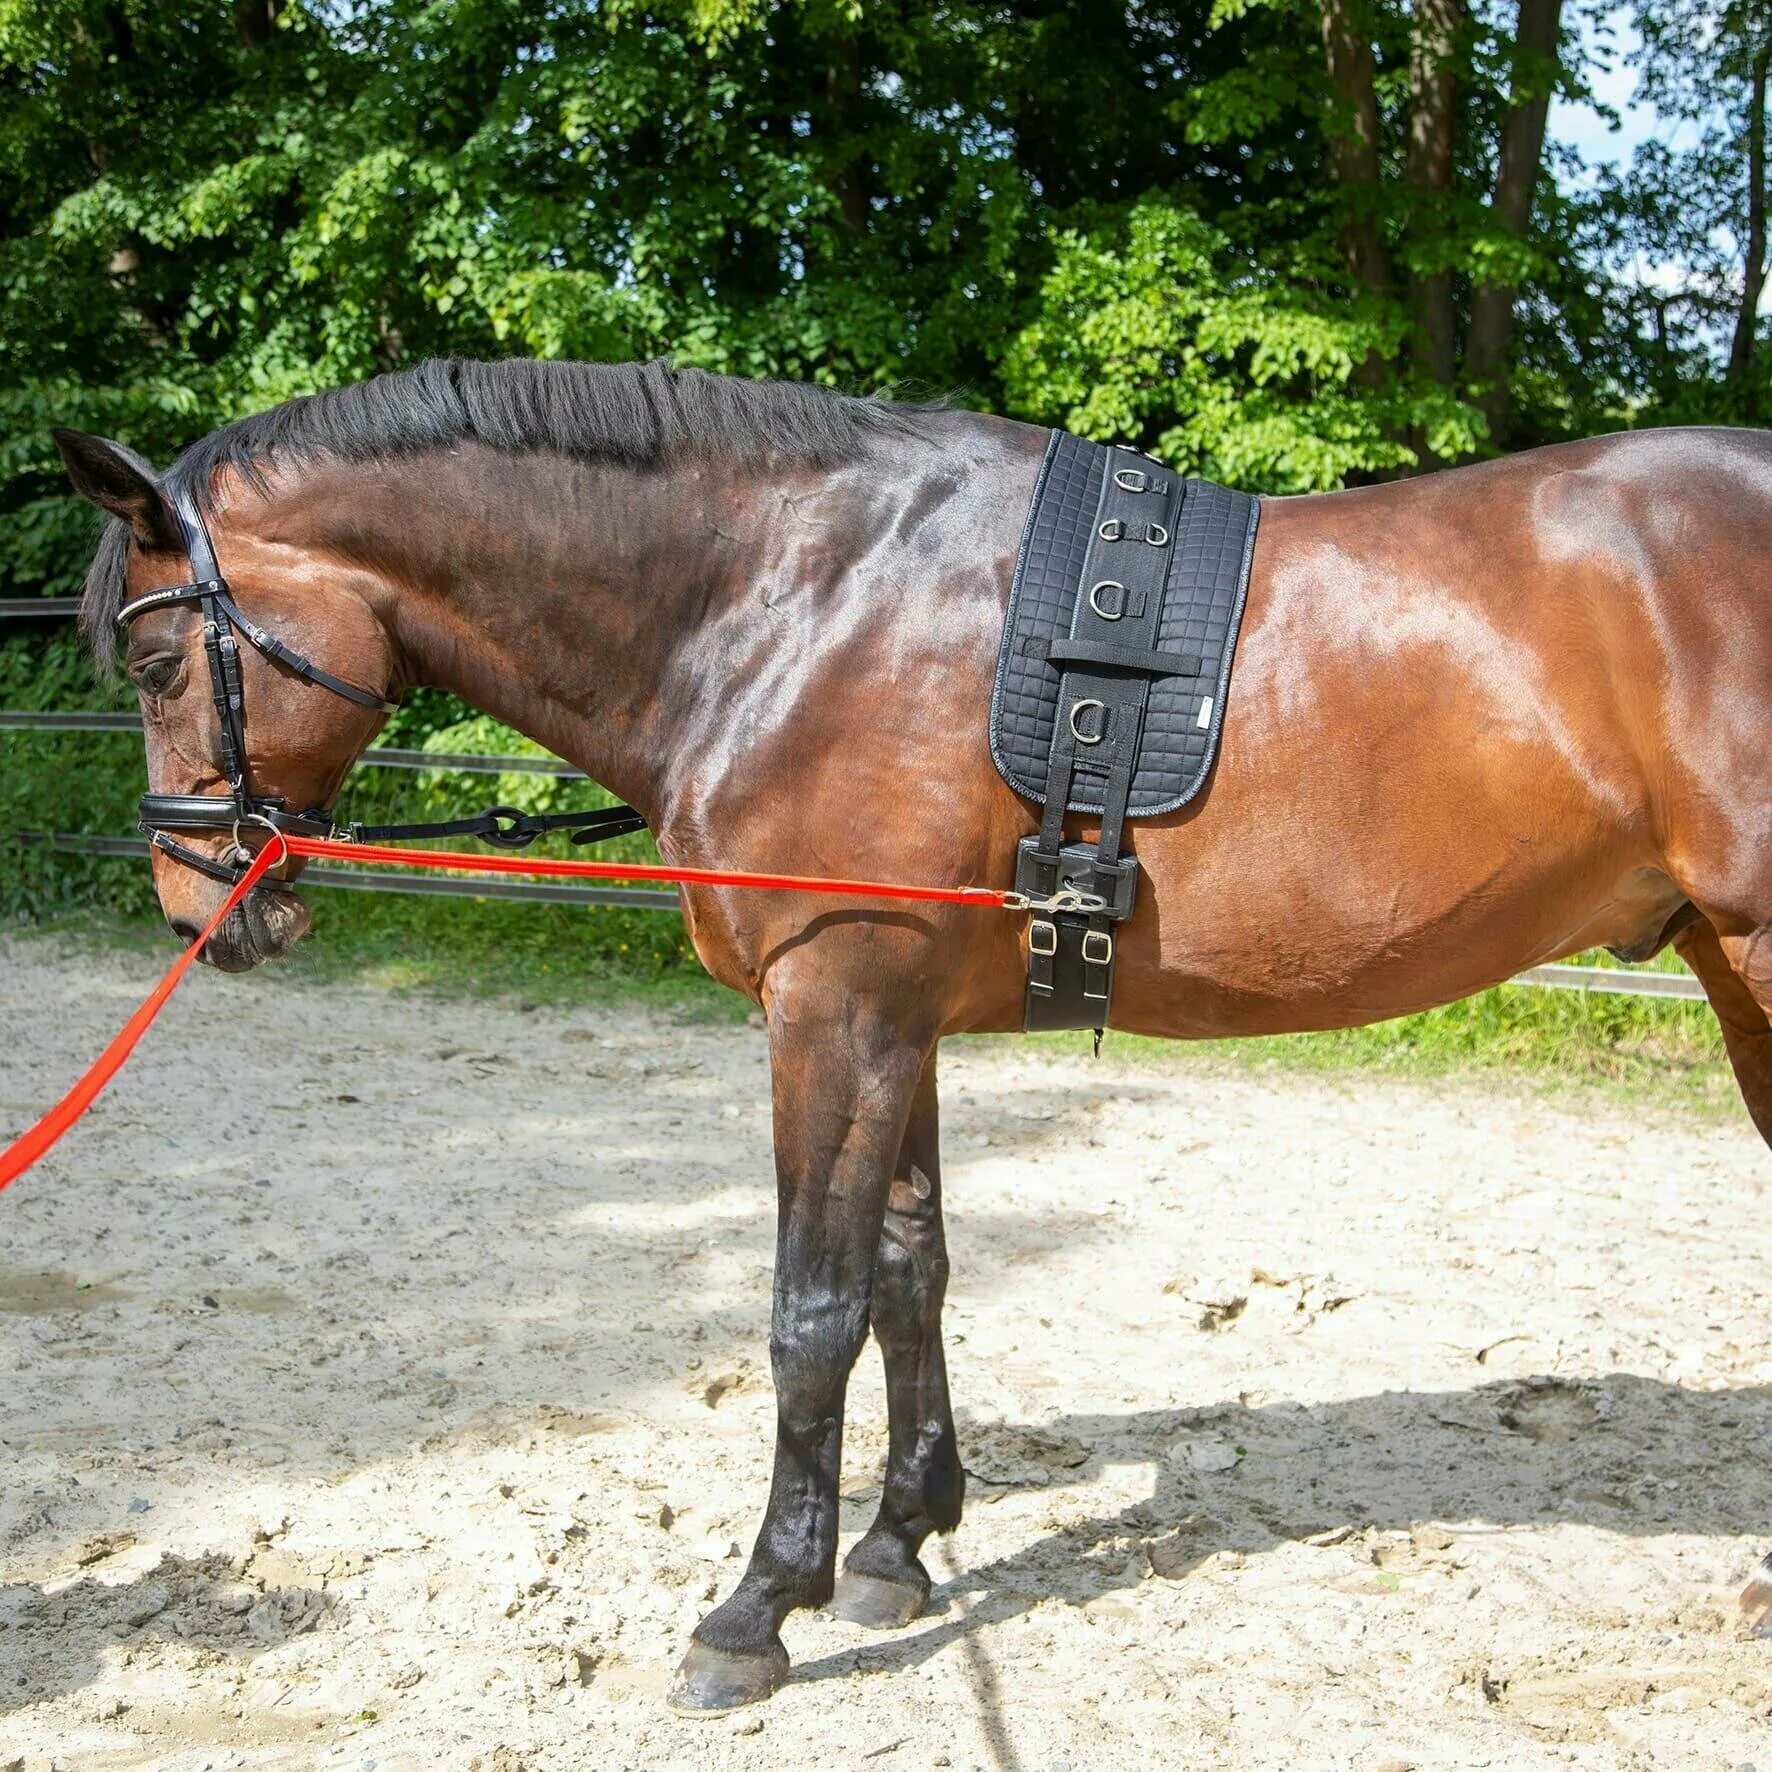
[0,599,80,618]
[0,599,1713,1003]
[5,831,678,911]
[0,710,589,777]
[1510,963,1704,1002]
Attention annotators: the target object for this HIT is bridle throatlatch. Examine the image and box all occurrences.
[119,482,649,883]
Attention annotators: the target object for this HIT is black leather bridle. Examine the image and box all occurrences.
[118,481,644,887]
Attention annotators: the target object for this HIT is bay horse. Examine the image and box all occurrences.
[52,358,1772,1710]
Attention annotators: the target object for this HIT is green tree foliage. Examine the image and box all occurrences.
[1601,0,1771,418]
[0,0,1754,564]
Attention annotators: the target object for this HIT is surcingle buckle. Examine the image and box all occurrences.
[1015,837,1137,1035]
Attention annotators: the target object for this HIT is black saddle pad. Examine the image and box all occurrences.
[989,430,1259,818]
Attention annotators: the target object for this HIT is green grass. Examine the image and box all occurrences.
[13,883,735,1019]
[1022,979,1734,1115]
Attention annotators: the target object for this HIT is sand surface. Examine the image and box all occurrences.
[2,934,1770,1771]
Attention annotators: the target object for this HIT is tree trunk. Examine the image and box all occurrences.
[1465,0,1564,441]
[824,31,870,236]
[1727,41,1770,389]
[1319,0,1393,308]
[235,0,283,50]
[1404,0,1463,390]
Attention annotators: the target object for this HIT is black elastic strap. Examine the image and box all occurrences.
[349,804,646,849]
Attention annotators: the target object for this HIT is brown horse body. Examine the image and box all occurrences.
[53,364,1772,1708]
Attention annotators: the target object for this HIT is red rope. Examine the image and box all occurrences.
[284,834,1012,904]
[0,837,1010,1192]
[0,845,279,1191]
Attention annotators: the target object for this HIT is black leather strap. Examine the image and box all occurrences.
[118,579,397,714]
[351,804,646,848]
[144,828,257,887]
[1036,638,1203,677]
[212,587,398,713]
[1023,449,1187,1037]
[139,793,335,839]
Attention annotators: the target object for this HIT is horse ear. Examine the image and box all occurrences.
[51,428,178,550]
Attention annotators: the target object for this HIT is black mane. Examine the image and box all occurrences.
[80,357,941,666]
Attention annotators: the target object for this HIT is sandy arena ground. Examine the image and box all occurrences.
[2,933,1770,1770]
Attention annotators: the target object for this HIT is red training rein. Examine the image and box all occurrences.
[0,835,1027,1192]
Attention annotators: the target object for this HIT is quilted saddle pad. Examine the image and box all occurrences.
[989,430,1259,818]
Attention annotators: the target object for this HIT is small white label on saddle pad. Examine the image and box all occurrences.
[1196,697,1213,729]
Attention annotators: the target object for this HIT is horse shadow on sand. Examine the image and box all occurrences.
[3,1367,1768,1726]
[793,1372,1772,1756]
[0,1548,329,1720]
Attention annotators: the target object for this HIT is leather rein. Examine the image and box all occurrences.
[119,482,646,886]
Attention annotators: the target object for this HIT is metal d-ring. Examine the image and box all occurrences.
[234,812,291,875]
[1097,517,1124,542]
[1143,522,1169,547]
[1088,580,1127,621]
[1068,698,1107,745]
[1113,467,1148,493]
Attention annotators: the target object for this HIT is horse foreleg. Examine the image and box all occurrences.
[829,1048,964,1628]
[1675,916,1772,1635]
[669,991,932,1713]
[1676,918,1772,1144]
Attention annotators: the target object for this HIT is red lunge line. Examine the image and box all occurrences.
[0,844,279,1191]
[0,837,1010,1192]
[283,835,1012,904]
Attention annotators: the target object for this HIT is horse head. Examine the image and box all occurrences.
[54,427,398,970]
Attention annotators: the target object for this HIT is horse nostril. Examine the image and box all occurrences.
[167,917,202,947]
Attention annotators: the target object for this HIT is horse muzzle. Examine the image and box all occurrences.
[174,880,310,972]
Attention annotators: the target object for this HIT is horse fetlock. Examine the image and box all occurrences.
[832,1523,932,1629]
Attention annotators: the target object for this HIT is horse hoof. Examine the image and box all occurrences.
[827,1569,927,1630]
[667,1640,788,1714]
[1739,1552,1772,1638]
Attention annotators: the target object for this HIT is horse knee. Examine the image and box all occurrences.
[768,1290,871,1404]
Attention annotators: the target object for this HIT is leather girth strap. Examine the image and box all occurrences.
[1016,453,1190,1038]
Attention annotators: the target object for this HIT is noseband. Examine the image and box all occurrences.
[118,483,643,887]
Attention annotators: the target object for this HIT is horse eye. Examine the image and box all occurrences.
[134,655,184,698]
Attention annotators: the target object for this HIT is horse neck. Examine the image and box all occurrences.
[320,448,790,820]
